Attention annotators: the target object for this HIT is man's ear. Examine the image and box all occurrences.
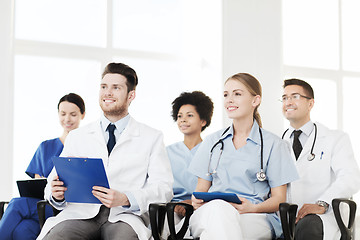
[308,98,315,111]
[129,90,136,101]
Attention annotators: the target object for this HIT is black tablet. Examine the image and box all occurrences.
[193,192,242,204]
[17,179,47,199]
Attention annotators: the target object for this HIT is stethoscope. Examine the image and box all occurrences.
[207,126,267,182]
[281,123,317,161]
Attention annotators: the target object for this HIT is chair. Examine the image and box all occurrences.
[0,201,9,220]
[332,198,357,240]
[37,200,61,229]
[149,202,293,240]
[149,202,195,240]
[279,198,357,240]
[278,203,298,240]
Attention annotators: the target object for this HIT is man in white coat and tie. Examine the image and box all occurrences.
[37,62,173,240]
[281,78,360,240]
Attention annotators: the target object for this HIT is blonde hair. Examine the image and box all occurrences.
[225,73,262,128]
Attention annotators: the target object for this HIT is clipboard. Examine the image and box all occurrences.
[52,157,110,204]
[193,192,242,204]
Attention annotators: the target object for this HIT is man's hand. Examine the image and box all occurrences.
[296,203,326,223]
[92,186,130,208]
[51,175,67,201]
[174,199,192,217]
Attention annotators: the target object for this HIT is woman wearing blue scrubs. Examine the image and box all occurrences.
[0,93,85,240]
[189,73,299,240]
[167,91,214,216]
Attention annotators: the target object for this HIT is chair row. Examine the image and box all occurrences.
[0,198,356,240]
[149,198,357,240]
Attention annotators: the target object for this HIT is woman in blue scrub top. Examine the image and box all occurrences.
[167,91,214,217]
[189,73,299,240]
[0,93,85,240]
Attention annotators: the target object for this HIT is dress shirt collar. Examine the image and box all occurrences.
[288,120,314,138]
[100,114,130,135]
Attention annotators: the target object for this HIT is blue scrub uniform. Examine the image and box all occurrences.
[0,138,63,240]
[189,121,299,238]
[167,142,200,202]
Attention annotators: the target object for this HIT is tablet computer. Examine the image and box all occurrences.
[193,192,242,204]
[17,178,47,199]
[52,157,110,204]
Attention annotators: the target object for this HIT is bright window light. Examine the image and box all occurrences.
[113,0,182,53]
[342,0,360,71]
[15,0,107,47]
[282,0,339,70]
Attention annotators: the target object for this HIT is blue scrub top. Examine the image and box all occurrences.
[189,121,299,238]
[167,142,200,202]
[26,138,64,178]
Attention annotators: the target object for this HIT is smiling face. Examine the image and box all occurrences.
[176,104,206,136]
[99,73,135,122]
[223,79,261,121]
[282,84,314,129]
[58,101,84,133]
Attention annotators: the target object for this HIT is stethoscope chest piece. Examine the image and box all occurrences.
[256,170,266,182]
[307,153,315,161]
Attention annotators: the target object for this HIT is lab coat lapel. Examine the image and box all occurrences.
[85,120,108,159]
[112,117,140,151]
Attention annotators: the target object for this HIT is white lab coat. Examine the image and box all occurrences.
[284,122,360,239]
[37,117,174,240]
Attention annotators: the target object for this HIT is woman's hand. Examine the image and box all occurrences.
[92,186,130,208]
[191,194,205,210]
[230,197,257,214]
[192,178,212,210]
[51,175,67,201]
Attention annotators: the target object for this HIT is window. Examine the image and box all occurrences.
[12,0,222,194]
[283,0,360,202]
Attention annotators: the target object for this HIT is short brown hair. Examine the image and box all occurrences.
[102,63,138,92]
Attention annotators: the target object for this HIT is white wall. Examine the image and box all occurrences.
[0,0,14,200]
[222,0,284,135]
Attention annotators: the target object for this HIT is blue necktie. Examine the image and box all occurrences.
[107,124,116,155]
[292,130,302,160]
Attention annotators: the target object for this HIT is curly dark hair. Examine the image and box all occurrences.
[171,91,214,132]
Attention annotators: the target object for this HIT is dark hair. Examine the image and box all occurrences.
[226,73,262,128]
[102,62,138,92]
[283,78,314,99]
[171,91,214,132]
[58,93,85,114]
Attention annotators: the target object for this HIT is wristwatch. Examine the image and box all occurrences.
[316,200,329,212]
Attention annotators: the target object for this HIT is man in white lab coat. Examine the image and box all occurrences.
[37,63,173,240]
[281,78,360,240]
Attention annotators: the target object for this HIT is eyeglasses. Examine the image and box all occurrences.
[280,93,312,102]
